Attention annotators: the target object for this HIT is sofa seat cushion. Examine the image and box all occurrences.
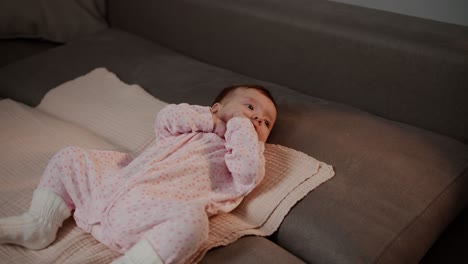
[270,102,468,263]
[0,28,467,263]
[202,236,304,264]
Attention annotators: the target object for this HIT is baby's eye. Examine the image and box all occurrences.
[265,120,270,127]
[246,104,254,110]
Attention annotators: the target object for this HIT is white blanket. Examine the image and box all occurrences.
[0,68,334,263]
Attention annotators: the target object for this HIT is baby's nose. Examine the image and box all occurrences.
[252,116,262,126]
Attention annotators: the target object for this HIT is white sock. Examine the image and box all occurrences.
[0,189,71,250]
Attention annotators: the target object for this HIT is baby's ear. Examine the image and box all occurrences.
[211,103,222,114]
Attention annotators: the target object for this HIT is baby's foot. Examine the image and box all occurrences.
[0,212,60,250]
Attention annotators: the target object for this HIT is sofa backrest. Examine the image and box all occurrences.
[108,0,468,144]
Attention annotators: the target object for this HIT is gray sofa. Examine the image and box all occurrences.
[1,0,467,263]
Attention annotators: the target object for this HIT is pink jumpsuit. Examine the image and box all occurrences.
[37,103,265,264]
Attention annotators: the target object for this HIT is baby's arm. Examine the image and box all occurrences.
[155,103,214,139]
[224,117,265,195]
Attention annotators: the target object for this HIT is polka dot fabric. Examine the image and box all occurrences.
[38,103,265,264]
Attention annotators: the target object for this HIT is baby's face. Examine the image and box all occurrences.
[212,88,277,142]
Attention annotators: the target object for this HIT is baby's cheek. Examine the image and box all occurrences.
[260,129,270,142]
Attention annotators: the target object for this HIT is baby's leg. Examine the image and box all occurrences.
[0,189,70,250]
[0,146,85,249]
[0,146,129,250]
[145,204,209,264]
[38,146,132,210]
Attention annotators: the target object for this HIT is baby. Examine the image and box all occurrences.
[0,85,277,264]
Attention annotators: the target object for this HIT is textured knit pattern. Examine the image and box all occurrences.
[37,103,265,264]
[0,68,335,264]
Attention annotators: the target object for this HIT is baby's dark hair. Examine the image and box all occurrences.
[212,84,277,107]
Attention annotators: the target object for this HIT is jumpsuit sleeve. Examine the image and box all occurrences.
[155,103,214,140]
[224,117,266,196]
